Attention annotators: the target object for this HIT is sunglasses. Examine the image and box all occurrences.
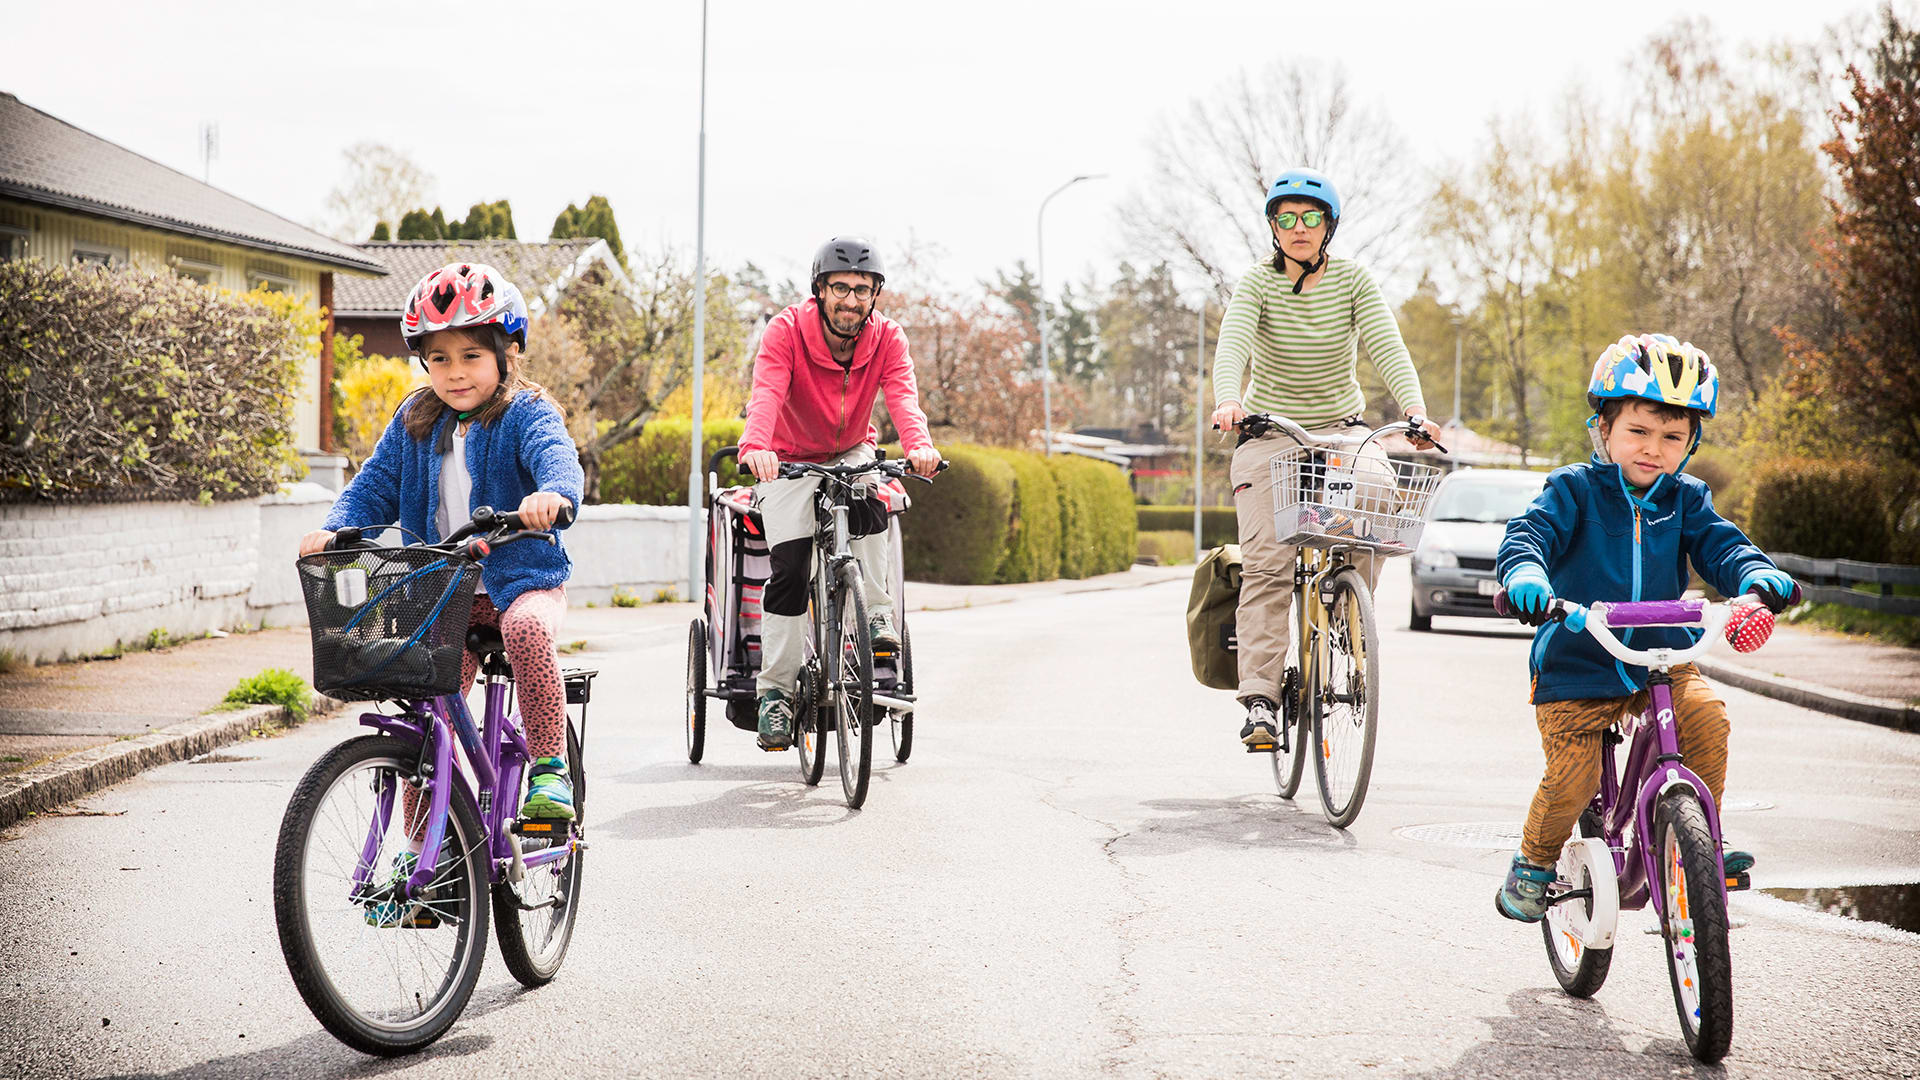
[1270,210,1326,230]
[824,282,876,300]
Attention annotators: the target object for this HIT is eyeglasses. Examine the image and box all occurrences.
[824,282,876,300]
[1270,210,1326,230]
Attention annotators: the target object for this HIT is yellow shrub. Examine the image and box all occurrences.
[338,355,419,466]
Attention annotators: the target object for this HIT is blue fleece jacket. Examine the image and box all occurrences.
[1496,460,1776,704]
[324,391,585,610]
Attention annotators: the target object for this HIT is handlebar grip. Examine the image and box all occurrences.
[553,502,575,529]
[708,445,741,477]
[324,526,364,551]
[1492,588,1512,618]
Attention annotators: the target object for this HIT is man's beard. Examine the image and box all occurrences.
[829,306,865,336]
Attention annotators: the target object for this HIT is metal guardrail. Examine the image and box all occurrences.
[1772,553,1920,617]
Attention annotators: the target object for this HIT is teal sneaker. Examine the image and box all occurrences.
[1495,856,1557,923]
[519,756,575,820]
[1723,848,1754,876]
[757,689,793,751]
[363,850,420,927]
[868,611,901,650]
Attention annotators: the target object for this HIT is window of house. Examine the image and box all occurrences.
[0,226,27,262]
[246,269,296,293]
[171,256,220,285]
[71,242,126,268]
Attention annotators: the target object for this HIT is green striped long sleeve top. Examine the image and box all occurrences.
[1211,257,1426,428]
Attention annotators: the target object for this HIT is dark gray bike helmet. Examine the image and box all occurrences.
[810,236,886,296]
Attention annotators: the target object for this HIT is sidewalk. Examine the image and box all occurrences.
[0,564,1190,826]
[1697,620,1920,732]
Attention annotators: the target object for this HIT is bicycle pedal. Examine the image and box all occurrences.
[1245,741,1277,754]
[512,818,568,838]
[1725,871,1751,892]
[400,910,442,930]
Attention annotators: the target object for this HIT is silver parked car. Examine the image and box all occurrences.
[1410,468,1550,631]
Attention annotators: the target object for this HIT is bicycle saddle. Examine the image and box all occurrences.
[466,625,507,657]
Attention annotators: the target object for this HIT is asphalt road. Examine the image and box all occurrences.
[3,564,1917,1079]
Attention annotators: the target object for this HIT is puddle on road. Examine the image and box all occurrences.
[1761,884,1920,934]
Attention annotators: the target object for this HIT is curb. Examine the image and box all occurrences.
[0,693,340,830]
[1696,657,1920,734]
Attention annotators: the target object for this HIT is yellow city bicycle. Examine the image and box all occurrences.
[1233,414,1445,828]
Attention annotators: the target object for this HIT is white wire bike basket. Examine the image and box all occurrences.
[1267,444,1444,555]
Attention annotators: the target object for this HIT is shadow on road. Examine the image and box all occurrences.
[1112,796,1361,857]
[1403,987,1721,1079]
[596,768,890,838]
[103,980,543,1078]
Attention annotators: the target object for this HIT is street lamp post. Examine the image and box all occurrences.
[1036,173,1104,455]
[686,0,709,605]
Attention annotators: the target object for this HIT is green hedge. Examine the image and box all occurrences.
[1050,454,1137,579]
[1137,529,1195,566]
[1747,457,1894,562]
[598,418,746,504]
[0,261,308,501]
[983,448,1063,583]
[897,444,1014,584]
[1138,505,1236,548]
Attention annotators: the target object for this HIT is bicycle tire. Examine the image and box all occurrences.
[1311,568,1379,829]
[794,666,827,785]
[891,618,914,763]
[686,619,707,764]
[1272,667,1309,800]
[1543,808,1614,997]
[494,719,586,987]
[1655,789,1735,1063]
[273,734,490,1056]
[833,578,874,808]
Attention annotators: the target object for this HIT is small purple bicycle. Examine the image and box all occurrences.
[1494,587,1785,1064]
[273,506,594,1055]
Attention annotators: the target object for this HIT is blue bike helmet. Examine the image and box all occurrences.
[1585,333,1720,504]
[1264,168,1341,293]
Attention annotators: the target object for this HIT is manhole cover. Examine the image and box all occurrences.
[1397,822,1524,849]
[1722,798,1774,812]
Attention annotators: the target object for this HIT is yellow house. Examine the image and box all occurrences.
[0,91,387,488]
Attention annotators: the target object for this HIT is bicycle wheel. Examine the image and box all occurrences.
[494,719,586,987]
[1543,808,1615,997]
[891,618,914,763]
[1655,789,1734,1063]
[1311,568,1379,829]
[273,734,489,1055]
[794,666,827,785]
[1271,667,1309,800]
[832,580,874,808]
[685,619,707,764]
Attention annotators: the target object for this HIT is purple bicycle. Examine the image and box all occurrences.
[1494,587,1785,1064]
[272,506,594,1055]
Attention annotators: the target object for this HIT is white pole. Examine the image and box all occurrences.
[1193,300,1204,561]
[1036,174,1104,455]
[686,0,709,605]
[1452,327,1462,424]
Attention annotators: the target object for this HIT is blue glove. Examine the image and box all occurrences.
[1504,565,1554,626]
[1740,567,1799,614]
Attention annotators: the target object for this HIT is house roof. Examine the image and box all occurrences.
[0,92,385,276]
[336,238,619,318]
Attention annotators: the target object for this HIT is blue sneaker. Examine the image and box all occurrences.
[363,851,420,927]
[1723,848,1754,876]
[1495,856,1557,923]
[520,756,575,820]
[757,689,794,751]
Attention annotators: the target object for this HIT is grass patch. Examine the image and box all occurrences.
[558,639,590,655]
[0,648,28,675]
[1137,530,1198,566]
[221,668,315,727]
[610,588,642,608]
[1783,602,1920,648]
[652,587,680,604]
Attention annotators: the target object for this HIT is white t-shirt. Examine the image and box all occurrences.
[437,424,484,593]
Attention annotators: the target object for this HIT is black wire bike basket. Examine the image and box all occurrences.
[297,546,481,701]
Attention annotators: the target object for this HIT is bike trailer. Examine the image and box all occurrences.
[1186,544,1241,691]
[706,485,771,703]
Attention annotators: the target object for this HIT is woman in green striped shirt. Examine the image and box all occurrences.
[1209,167,1440,749]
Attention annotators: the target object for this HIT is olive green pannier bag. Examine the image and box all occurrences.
[1186,544,1241,690]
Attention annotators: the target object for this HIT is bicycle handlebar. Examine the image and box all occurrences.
[1492,590,1752,667]
[1214,413,1449,455]
[774,457,948,485]
[325,502,575,557]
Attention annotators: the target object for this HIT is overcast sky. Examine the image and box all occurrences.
[3,0,1900,300]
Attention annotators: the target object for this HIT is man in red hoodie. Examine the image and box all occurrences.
[738,237,941,750]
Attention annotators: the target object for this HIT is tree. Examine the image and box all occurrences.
[883,289,1054,447]
[550,195,626,268]
[1121,58,1422,301]
[1094,262,1200,437]
[395,208,440,241]
[456,199,516,240]
[1780,9,1920,461]
[369,221,391,242]
[322,143,434,242]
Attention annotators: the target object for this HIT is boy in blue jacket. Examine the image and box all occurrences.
[1492,334,1797,922]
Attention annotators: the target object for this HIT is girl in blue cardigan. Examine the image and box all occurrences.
[300,263,585,822]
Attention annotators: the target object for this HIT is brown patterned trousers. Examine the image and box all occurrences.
[1520,663,1729,867]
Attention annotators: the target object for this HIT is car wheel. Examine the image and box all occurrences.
[1410,597,1432,632]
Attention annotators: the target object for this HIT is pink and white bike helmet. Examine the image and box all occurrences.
[400,262,530,355]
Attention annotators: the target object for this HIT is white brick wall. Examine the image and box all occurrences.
[0,489,693,661]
